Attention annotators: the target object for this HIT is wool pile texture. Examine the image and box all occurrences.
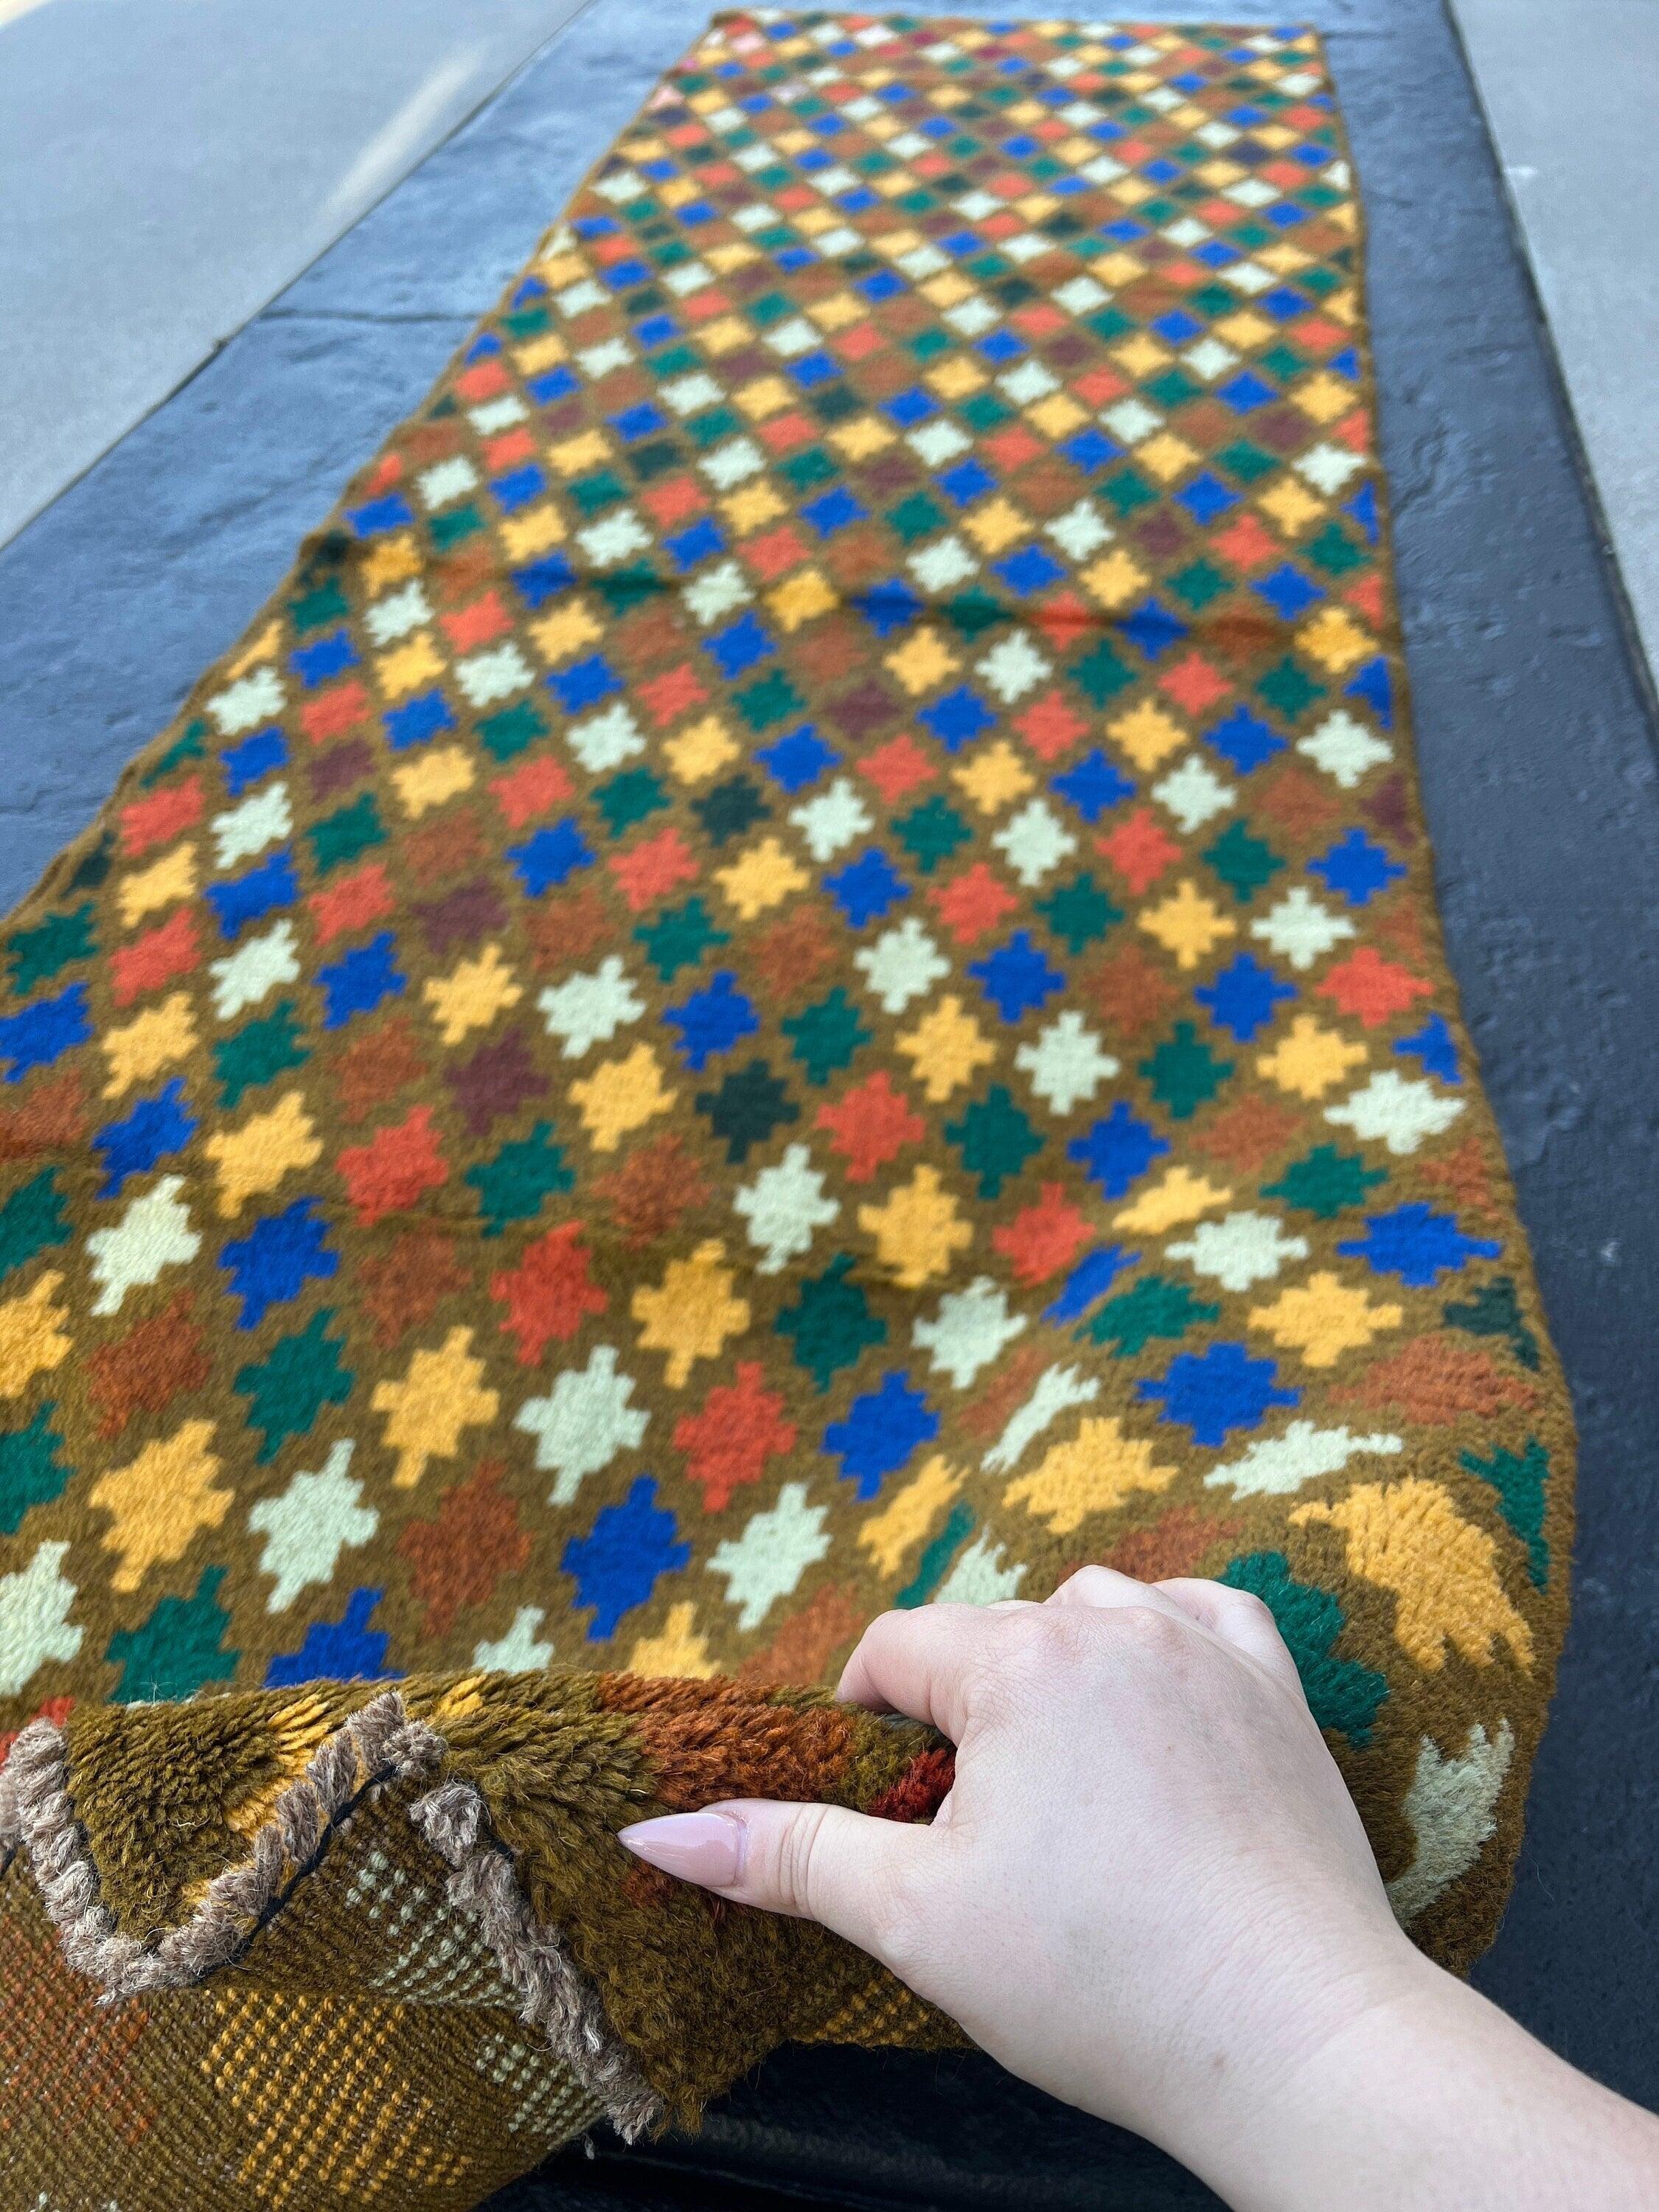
[0,13,1573,2209]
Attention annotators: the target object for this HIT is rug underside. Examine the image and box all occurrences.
[0,13,1572,2209]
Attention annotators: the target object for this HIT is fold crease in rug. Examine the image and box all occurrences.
[0,13,1573,2208]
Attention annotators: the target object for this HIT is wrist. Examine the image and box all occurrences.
[1195,1944,1659,2212]
[1145,1921,1447,2208]
[1225,1946,1468,2209]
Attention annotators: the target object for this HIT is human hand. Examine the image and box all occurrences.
[620,1571,1418,2168]
[618,1572,1659,2211]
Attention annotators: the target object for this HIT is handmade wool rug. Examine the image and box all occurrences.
[0,13,1574,2208]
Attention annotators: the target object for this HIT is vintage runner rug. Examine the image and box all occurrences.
[0,13,1573,2208]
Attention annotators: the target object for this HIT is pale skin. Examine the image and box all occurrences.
[619,1568,1659,2211]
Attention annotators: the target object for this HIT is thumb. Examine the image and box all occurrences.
[619,1798,928,1960]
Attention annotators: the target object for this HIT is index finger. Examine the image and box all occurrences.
[836,1604,1007,1745]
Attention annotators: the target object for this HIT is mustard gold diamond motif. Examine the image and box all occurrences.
[103,992,198,1102]
[721,483,785,535]
[373,1326,500,1489]
[511,332,567,375]
[1113,1166,1234,1236]
[0,1272,70,1399]
[632,1239,750,1388]
[964,498,1029,556]
[629,1601,717,1680]
[698,316,751,355]
[1138,432,1200,484]
[929,358,987,403]
[1298,608,1374,675]
[1249,1272,1405,1368]
[535,250,586,288]
[769,569,837,633]
[921,269,973,307]
[1294,373,1355,426]
[1108,700,1187,773]
[360,533,421,593]
[423,943,524,1049]
[1256,1015,1369,1100]
[549,429,611,476]
[501,504,566,561]
[716,836,810,920]
[1029,393,1088,440]
[1138,880,1238,970]
[897,994,997,1104]
[858,1164,973,1290]
[886,627,960,697]
[531,599,602,666]
[1217,309,1276,352]
[1004,1415,1178,1536]
[118,843,197,930]
[664,714,740,785]
[205,1091,321,1217]
[1257,479,1326,538]
[376,635,445,699]
[830,416,894,462]
[953,740,1034,815]
[1081,549,1150,611]
[735,376,793,420]
[571,1043,675,1153]
[393,745,474,820]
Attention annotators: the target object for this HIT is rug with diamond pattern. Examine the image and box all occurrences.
[0,14,1573,2209]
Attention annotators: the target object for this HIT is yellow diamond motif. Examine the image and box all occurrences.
[501,504,566,561]
[858,1164,973,1290]
[633,1239,751,1388]
[830,414,893,462]
[1293,371,1354,425]
[664,714,739,786]
[549,428,610,477]
[886,627,960,697]
[1138,880,1238,969]
[1256,1015,1368,1100]
[716,836,810,921]
[1217,308,1275,352]
[769,568,836,633]
[735,375,793,421]
[1029,393,1088,440]
[1251,1272,1405,1368]
[571,1043,675,1153]
[964,498,1029,556]
[1111,330,1167,375]
[1082,549,1151,611]
[953,740,1034,815]
[392,745,473,820]
[1298,607,1374,675]
[722,481,785,534]
[1108,700,1189,773]
[376,634,445,700]
[1114,1166,1234,1236]
[928,355,986,401]
[1138,432,1200,483]
[897,994,996,1104]
[530,599,600,665]
[1258,478,1326,538]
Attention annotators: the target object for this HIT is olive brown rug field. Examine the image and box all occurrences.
[0,13,1573,2208]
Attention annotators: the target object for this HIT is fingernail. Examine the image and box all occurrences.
[616,1811,745,1887]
